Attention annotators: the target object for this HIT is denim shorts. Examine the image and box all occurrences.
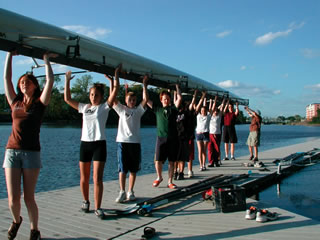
[3,149,42,168]
[196,132,209,142]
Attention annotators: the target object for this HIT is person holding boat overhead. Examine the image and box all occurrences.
[244,106,262,164]
[222,100,239,161]
[195,91,211,171]
[208,96,226,167]
[105,74,149,203]
[64,66,120,219]
[147,84,182,189]
[3,51,56,240]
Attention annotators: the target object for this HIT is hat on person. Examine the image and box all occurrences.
[256,109,261,116]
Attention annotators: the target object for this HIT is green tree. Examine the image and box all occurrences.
[71,74,93,102]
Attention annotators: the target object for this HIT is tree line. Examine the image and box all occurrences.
[0,74,248,124]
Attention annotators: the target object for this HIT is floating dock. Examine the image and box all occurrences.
[0,138,320,239]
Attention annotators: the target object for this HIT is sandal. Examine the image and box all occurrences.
[167,183,177,189]
[141,226,156,239]
[152,178,163,187]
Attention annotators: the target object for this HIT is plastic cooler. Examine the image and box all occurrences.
[212,184,246,213]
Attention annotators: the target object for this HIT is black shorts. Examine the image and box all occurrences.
[117,142,141,173]
[154,137,178,162]
[177,139,189,162]
[80,140,107,162]
[223,126,238,143]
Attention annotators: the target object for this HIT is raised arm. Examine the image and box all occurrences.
[210,95,218,114]
[209,99,213,113]
[223,99,230,113]
[235,102,239,116]
[104,74,118,106]
[189,90,197,111]
[40,53,57,106]
[3,52,16,106]
[107,65,120,106]
[174,84,182,108]
[195,91,206,113]
[64,71,79,110]
[141,75,149,108]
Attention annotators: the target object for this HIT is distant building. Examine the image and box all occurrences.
[306,103,320,121]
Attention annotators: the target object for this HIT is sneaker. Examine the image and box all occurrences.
[245,206,258,220]
[202,166,206,171]
[208,164,215,168]
[223,157,229,161]
[127,191,136,201]
[30,229,41,240]
[215,162,220,167]
[81,200,90,213]
[174,171,178,180]
[249,155,254,161]
[188,170,194,178]
[256,209,279,223]
[8,216,23,240]
[199,167,203,172]
[95,208,105,220]
[253,157,259,162]
[254,161,265,168]
[115,190,126,203]
[231,157,236,161]
[177,172,184,180]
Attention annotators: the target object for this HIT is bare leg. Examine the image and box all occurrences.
[128,172,136,192]
[248,146,253,158]
[178,161,185,174]
[5,168,22,224]
[155,161,163,180]
[79,162,91,202]
[93,161,105,210]
[22,168,40,230]
[168,161,175,184]
[196,141,203,167]
[224,143,229,159]
[231,143,235,157]
[118,172,126,191]
[254,146,258,158]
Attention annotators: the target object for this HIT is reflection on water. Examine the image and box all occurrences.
[1,123,320,220]
[260,163,320,221]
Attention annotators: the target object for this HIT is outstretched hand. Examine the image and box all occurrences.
[43,52,58,60]
[142,74,149,86]
[65,71,74,81]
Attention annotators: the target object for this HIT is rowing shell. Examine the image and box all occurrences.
[0,8,248,105]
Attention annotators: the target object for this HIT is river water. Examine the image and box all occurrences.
[1,124,320,220]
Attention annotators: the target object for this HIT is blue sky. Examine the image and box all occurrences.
[1,0,320,117]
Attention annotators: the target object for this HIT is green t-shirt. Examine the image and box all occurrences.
[154,105,178,138]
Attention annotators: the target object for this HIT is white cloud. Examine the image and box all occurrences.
[240,65,246,70]
[62,25,112,39]
[218,80,240,88]
[301,48,320,59]
[218,80,281,97]
[15,58,34,65]
[216,30,232,38]
[304,83,320,91]
[255,21,304,46]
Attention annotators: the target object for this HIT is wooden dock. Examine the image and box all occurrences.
[1,138,320,240]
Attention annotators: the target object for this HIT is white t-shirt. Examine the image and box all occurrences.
[209,113,223,134]
[113,103,146,143]
[196,113,210,133]
[78,102,110,141]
